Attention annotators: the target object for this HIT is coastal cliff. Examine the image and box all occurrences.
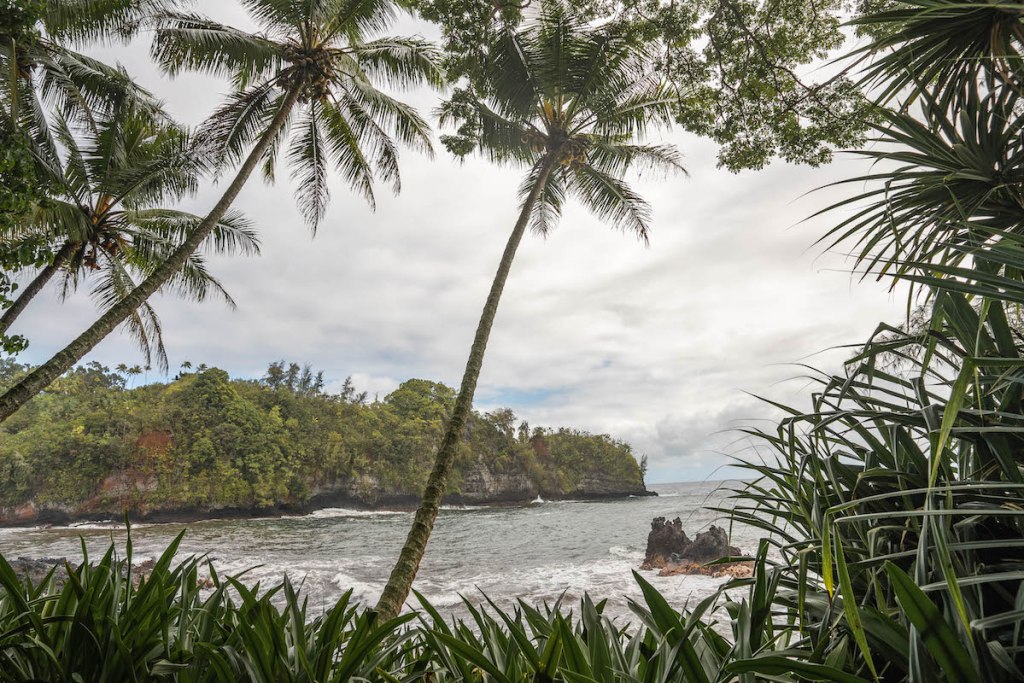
[0,363,650,525]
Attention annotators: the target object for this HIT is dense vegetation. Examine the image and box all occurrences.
[4,0,1024,682]
[0,535,857,683]
[0,360,644,517]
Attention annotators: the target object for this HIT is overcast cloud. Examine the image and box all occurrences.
[10,8,908,483]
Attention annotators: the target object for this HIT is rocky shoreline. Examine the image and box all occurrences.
[6,557,156,588]
[0,488,657,528]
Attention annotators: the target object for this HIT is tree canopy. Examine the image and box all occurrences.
[424,0,873,170]
[0,361,644,516]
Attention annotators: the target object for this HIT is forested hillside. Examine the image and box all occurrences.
[0,361,647,523]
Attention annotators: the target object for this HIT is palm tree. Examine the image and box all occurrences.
[1,0,169,333]
[1,0,168,143]
[0,109,260,370]
[0,0,442,420]
[375,1,682,618]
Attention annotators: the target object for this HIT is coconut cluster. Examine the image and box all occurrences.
[81,231,122,270]
[520,131,589,168]
[281,43,334,103]
[521,130,546,154]
[555,138,589,167]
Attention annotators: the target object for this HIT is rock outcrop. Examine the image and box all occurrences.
[6,557,156,588]
[641,517,749,577]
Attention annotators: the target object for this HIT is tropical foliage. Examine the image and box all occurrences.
[0,535,865,683]
[151,0,442,226]
[0,360,644,518]
[414,0,871,170]
[721,1,1024,681]
[0,108,260,370]
[0,0,165,141]
[0,0,442,422]
[6,1,1024,682]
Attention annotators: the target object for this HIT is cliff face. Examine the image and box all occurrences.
[456,461,539,503]
[0,456,650,526]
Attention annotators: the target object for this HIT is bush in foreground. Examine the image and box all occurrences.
[0,533,875,682]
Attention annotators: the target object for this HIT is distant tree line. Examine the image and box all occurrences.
[0,360,644,514]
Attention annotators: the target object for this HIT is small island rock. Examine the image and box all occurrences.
[640,517,752,578]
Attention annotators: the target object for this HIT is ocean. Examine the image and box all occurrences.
[0,481,762,621]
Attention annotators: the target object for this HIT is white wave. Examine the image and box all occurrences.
[0,525,47,535]
[332,571,383,605]
[306,508,408,519]
[608,546,644,561]
[400,557,731,620]
[439,504,490,511]
[531,495,545,504]
[63,520,124,530]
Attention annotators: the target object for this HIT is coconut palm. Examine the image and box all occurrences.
[0,0,442,420]
[1,0,169,141]
[0,109,259,370]
[0,0,170,329]
[375,1,682,618]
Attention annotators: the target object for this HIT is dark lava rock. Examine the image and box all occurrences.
[641,517,742,569]
[7,557,71,587]
[5,557,157,590]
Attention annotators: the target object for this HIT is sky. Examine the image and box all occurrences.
[12,7,910,484]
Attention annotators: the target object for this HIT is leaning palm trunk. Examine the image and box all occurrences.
[0,87,301,420]
[0,240,77,335]
[375,156,556,618]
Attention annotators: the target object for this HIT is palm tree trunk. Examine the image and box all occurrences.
[0,87,302,421]
[0,240,76,335]
[375,155,557,619]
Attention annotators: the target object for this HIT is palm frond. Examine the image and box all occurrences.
[90,249,168,371]
[566,164,651,242]
[817,87,1024,284]
[487,24,542,121]
[37,47,164,124]
[350,37,445,90]
[152,12,282,88]
[854,0,1024,109]
[44,0,178,44]
[585,141,686,178]
[319,0,402,45]
[521,161,565,235]
[331,89,402,194]
[320,96,376,210]
[287,103,331,229]
[344,77,433,154]
[127,208,261,257]
[202,81,284,170]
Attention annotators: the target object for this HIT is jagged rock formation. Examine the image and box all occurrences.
[640,517,744,572]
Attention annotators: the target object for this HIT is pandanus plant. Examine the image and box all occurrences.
[375,1,683,618]
[0,110,258,369]
[0,0,442,419]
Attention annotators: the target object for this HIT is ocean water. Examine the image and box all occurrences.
[0,481,763,620]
